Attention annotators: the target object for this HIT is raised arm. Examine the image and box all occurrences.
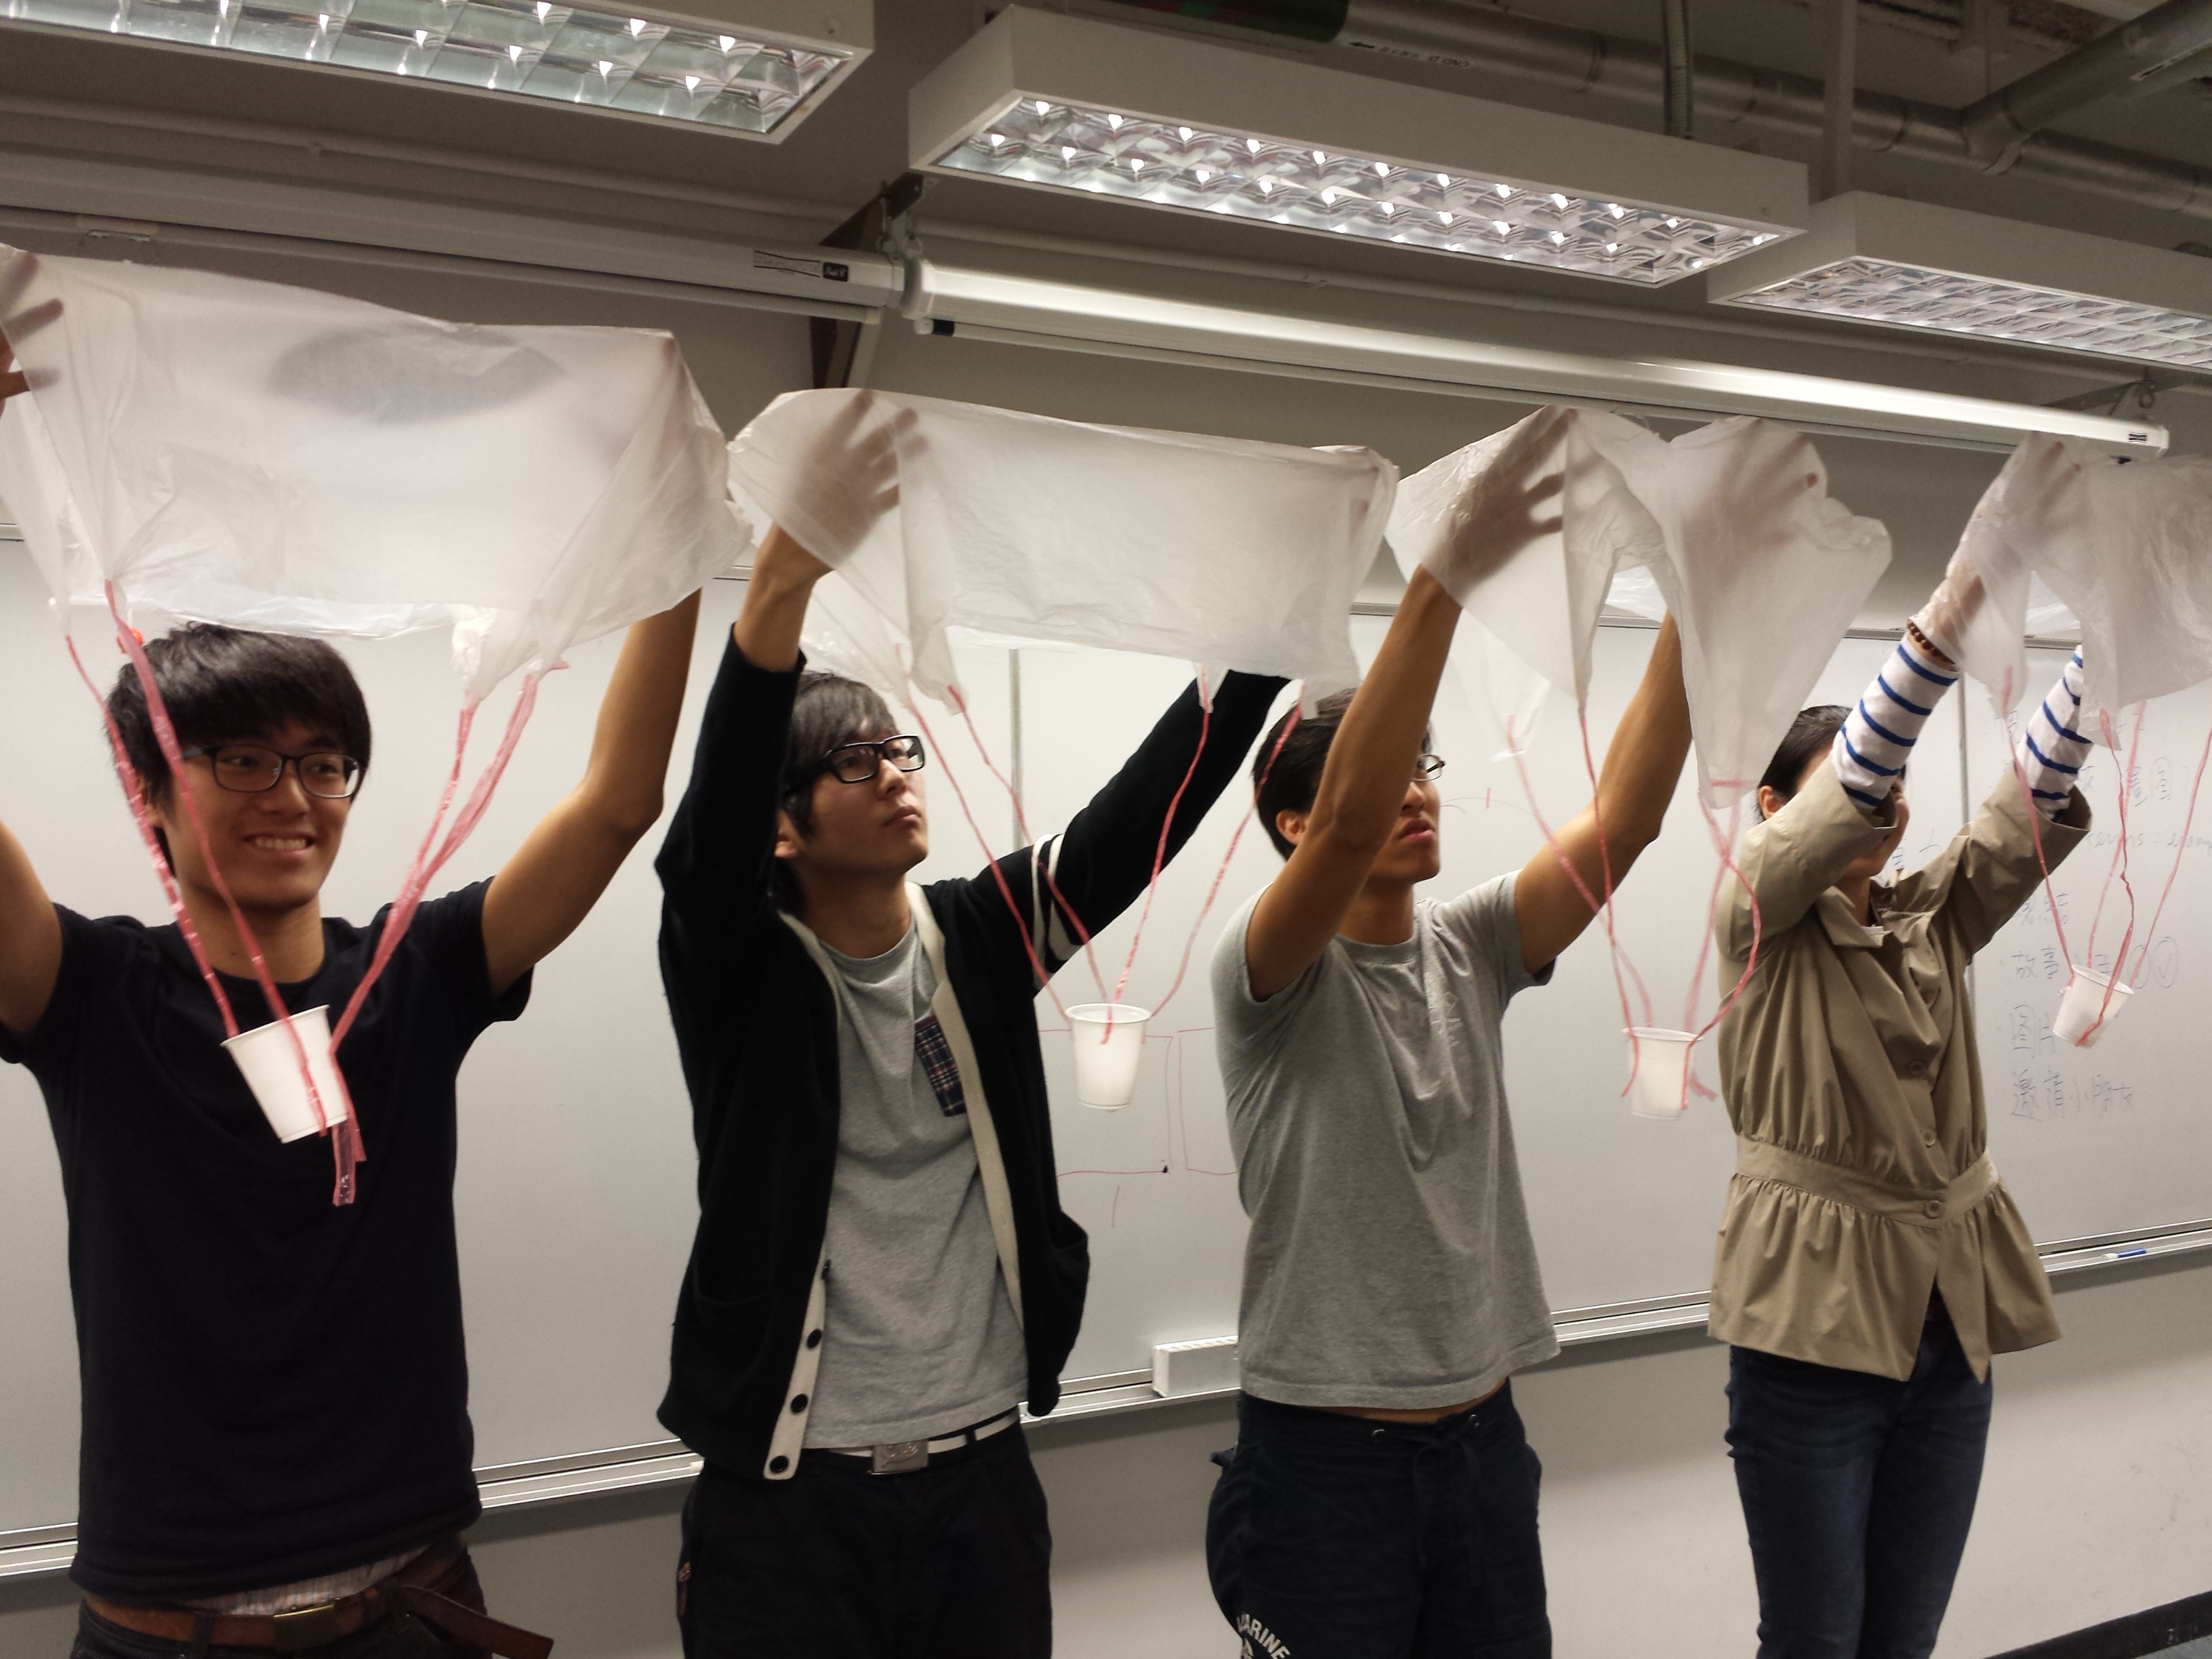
[0,821,61,1040]
[1245,409,1568,1000]
[1514,615,1690,973]
[0,276,64,1037]
[480,592,701,995]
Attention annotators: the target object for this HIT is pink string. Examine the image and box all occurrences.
[1148,701,1302,1015]
[1113,678,1211,1007]
[328,674,542,1053]
[2081,704,2144,977]
[2127,720,2212,989]
[99,583,363,1203]
[2002,666,2076,977]
[64,634,241,1038]
[2081,705,2143,1041]
[1504,705,1653,1095]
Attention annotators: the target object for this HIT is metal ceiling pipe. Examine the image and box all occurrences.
[1959,0,2212,156]
[1099,0,2212,222]
[1662,0,1694,138]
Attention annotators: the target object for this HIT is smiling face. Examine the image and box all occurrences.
[143,719,354,918]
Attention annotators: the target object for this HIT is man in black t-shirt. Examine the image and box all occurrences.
[0,320,701,1656]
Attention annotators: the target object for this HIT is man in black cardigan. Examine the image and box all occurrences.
[655,487,1287,1655]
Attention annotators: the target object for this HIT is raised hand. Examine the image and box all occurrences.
[1,251,63,409]
[1425,405,1571,600]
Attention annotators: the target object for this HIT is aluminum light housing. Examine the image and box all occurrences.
[910,7,1807,287]
[1709,191,2212,370]
[0,0,869,140]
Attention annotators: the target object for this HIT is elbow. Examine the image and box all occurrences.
[596,785,668,846]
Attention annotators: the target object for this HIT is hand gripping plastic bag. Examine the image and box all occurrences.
[726,388,1396,708]
[0,247,739,1200]
[1950,432,2212,720]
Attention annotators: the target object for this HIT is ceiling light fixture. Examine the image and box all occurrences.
[901,260,2165,457]
[0,0,869,140]
[909,6,1806,287]
[1709,191,2212,370]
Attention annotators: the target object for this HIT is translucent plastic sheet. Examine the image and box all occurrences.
[0,247,737,698]
[0,247,737,1200]
[1951,432,2212,720]
[1389,408,1890,808]
[726,388,1396,708]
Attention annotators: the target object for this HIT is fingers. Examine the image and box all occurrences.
[1,295,62,349]
[0,252,39,318]
[0,369,26,401]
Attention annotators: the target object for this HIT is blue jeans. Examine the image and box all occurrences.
[1207,1385,1550,1659]
[1727,1309,1993,1659]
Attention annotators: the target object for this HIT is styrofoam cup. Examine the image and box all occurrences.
[1625,1027,1696,1120]
[2052,966,2133,1049]
[1067,1003,1152,1109]
[224,1005,352,1143]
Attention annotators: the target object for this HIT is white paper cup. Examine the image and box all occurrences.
[224,1005,352,1143]
[2052,966,2133,1049]
[1625,1027,1696,1120]
[1067,1003,1152,1109]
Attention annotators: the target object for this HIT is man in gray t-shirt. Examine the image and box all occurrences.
[1206,408,1694,1659]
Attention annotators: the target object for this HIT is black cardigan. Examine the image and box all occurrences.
[655,635,1286,1475]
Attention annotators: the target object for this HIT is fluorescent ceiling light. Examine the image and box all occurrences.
[902,260,2167,458]
[1710,191,2212,369]
[909,7,1806,287]
[0,0,868,140]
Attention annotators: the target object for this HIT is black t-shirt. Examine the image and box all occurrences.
[0,882,529,1600]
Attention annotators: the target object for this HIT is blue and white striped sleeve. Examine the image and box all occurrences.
[2015,651,2091,819]
[1831,631,1958,813]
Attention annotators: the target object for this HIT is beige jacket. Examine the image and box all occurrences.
[1709,763,2090,1380]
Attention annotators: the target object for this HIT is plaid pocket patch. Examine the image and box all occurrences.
[915,1015,966,1117]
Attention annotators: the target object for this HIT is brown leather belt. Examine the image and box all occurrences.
[83,1535,553,1658]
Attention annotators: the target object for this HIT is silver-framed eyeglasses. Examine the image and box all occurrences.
[178,745,364,800]
[819,735,927,785]
[1414,754,1446,781]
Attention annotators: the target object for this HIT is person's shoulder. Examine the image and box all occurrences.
[1427,872,1517,940]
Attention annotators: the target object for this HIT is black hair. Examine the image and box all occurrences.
[1757,705,1849,819]
[772,670,898,912]
[1251,688,1432,860]
[107,623,372,800]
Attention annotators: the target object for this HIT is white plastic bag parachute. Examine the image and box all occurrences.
[726,388,1396,708]
[0,247,739,1201]
[1950,432,2212,720]
[1391,407,1891,808]
[1947,433,2212,1051]
[1390,406,1889,1113]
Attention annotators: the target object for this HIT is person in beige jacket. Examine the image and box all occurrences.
[1710,555,2093,1659]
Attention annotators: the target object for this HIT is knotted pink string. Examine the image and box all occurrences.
[2078,705,2144,1041]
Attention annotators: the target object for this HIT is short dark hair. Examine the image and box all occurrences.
[107,623,373,803]
[772,670,897,912]
[1252,688,1432,860]
[1757,705,1848,818]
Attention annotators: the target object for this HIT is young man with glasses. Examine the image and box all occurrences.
[1206,409,1695,1658]
[0,329,701,1658]
[655,458,1289,1656]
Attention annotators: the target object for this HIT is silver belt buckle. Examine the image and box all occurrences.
[872,1439,928,1475]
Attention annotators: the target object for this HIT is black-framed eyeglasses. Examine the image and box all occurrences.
[178,745,364,800]
[1414,754,1446,781]
[817,735,927,785]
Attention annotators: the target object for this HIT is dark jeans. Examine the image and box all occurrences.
[678,1427,1051,1659]
[1206,1385,1551,1659]
[69,1553,489,1659]
[1727,1309,1994,1659]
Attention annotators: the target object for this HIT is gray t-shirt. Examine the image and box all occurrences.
[805,926,1028,1446]
[1211,875,1559,1410]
